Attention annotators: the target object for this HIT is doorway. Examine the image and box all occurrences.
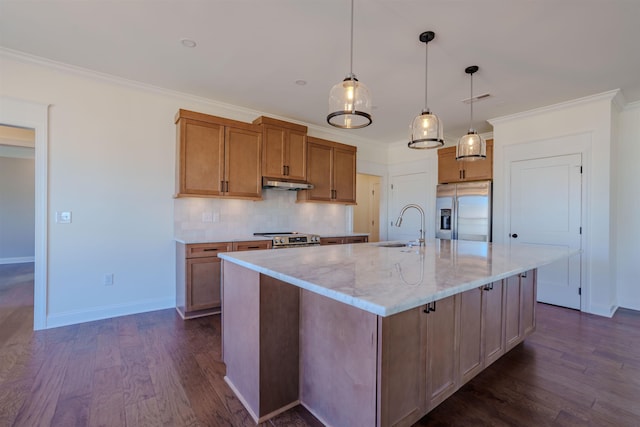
[0,96,49,330]
[354,174,381,242]
[509,153,582,309]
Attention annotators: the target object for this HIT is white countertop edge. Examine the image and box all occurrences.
[218,252,572,317]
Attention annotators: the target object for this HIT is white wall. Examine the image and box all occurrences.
[617,101,640,310]
[490,91,620,317]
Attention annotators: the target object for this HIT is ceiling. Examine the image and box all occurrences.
[2,0,639,145]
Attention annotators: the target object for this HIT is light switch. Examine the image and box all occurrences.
[56,211,72,224]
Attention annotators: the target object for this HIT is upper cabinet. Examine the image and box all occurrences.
[253,116,307,182]
[175,109,262,200]
[297,136,357,204]
[437,139,493,184]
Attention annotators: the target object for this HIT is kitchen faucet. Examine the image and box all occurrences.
[395,204,426,246]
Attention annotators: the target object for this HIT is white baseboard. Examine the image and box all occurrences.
[45,297,175,329]
[619,301,640,312]
[0,256,35,265]
[585,303,618,318]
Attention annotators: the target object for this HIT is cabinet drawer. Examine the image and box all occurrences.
[232,240,272,251]
[186,242,232,258]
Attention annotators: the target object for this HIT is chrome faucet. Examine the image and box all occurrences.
[395,204,426,246]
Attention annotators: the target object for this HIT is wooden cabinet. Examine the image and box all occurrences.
[176,242,232,319]
[319,235,369,245]
[437,139,493,184]
[175,109,262,200]
[504,269,536,351]
[424,295,459,411]
[458,287,484,385]
[176,239,271,319]
[297,137,357,204]
[253,116,307,182]
[482,280,506,367]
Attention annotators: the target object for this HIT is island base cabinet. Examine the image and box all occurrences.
[221,262,538,427]
[222,262,300,423]
[300,291,378,427]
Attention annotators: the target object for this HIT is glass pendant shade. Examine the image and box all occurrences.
[408,109,444,149]
[408,31,443,149]
[456,131,486,160]
[456,65,486,160]
[327,74,372,129]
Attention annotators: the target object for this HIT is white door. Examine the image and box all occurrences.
[509,154,582,309]
[389,173,429,242]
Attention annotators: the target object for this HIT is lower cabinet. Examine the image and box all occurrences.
[319,235,369,245]
[176,240,271,319]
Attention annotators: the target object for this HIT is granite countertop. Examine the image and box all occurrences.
[218,239,579,317]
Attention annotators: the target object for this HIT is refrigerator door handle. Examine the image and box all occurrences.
[453,198,458,240]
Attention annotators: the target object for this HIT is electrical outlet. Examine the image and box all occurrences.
[103,273,114,286]
[202,211,213,223]
[212,212,220,222]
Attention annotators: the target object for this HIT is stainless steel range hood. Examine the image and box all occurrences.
[262,177,314,191]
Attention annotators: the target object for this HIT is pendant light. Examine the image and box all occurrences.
[408,31,444,149]
[456,65,486,160]
[327,0,372,129]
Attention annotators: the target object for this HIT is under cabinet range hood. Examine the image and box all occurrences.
[262,177,314,191]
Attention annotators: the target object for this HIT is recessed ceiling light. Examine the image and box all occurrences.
[295,80,307,86]
[180,38,197,48]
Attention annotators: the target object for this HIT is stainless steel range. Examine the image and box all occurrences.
[253,232,321,249]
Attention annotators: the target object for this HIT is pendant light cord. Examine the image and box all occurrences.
[469,72,474,131]
[349,0,354,76]
[424,38,428,111]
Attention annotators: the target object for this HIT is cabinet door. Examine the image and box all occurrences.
[521,269,536,336]
[286,129,307,181]
[225,126,262,199]
[187,256,222,311]
[333,146,356,204]
[483,280,505,367]
[458,287,483,384]
[179,119,225,196]
[504,274,523,351]
[461,139,493,181]
[437,147,461,184]
[425,295,458,411]
[262,125,287,179]
[302,140,333,201]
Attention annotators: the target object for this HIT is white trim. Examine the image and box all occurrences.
[624,99,640,111]
[489,90,621,126]
[0,96,49,330]
[0,256,35,265]
[46,297,174,329]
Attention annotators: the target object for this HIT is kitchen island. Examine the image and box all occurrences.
[219,240,577,427]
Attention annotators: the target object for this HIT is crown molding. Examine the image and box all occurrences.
[488,89,623,126]
[624,99,640,111]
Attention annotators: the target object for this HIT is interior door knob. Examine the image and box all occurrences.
[510,233,518,238]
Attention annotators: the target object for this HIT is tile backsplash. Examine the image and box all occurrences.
[174,190,351,241]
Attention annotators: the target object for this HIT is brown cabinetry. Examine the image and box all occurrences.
[504,269,536,351]
[253,116,307,182]
[438,139,493,184]
[175,109,262,200]
[176,239,271,319]
[297,137,357,204]
[319,235,369,245]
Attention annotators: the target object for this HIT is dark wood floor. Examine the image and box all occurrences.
[1,263,639,426]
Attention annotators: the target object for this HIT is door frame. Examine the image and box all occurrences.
[0,96,49,330]
[501,132,590,312]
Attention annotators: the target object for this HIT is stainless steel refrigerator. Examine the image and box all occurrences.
[436,180,492,242]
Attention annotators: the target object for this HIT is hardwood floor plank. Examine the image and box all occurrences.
[124,396,164,427]
[88,365,125,427]
[11,342,72,427]
[120,345,156,406]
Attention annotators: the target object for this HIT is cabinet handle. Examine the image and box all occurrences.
[462,169,466,179]
[423,301,437,313]
[225,181,230,192]
[221,180,225,192]
[483,282,494,291]
[520,271,528,278]
[203,248,219,252]
[284,165,289,176]
[459,170,463,179]
[247,246,260,249]
[283,165,287,176]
